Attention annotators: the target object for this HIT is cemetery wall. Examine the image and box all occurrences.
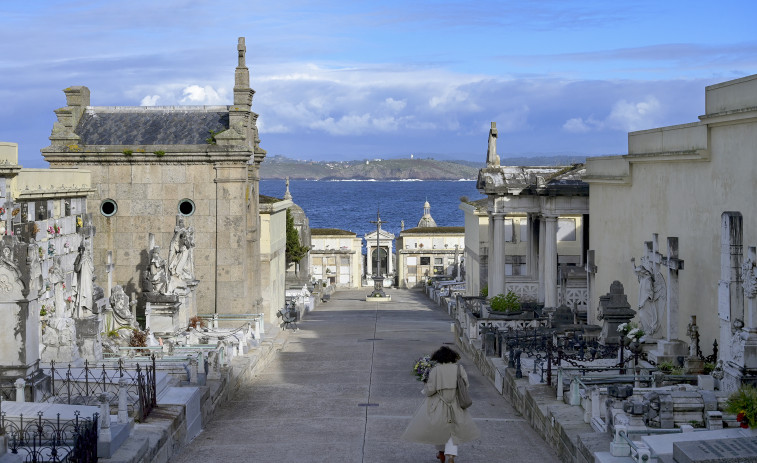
[259,199,291,321]
[586,74,757,350]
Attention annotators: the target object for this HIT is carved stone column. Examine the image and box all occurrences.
[490,213,506,297]
[538,219,546,304]
[544,215,558,307]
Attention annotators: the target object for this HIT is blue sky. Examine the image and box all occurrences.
[1,0,756,167]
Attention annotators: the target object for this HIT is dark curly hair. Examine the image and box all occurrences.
[430,346,460,364]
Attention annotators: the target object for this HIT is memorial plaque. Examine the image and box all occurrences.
[673,437,757,463]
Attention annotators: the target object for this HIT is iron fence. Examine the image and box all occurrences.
[42,357,156,420]
[1,410,98,463]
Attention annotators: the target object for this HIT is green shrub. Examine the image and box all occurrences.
[154,150,166,157]
[725,385,757,429]
[490,291,520,313]
[122,149,133,156]
[703,362,716,374]
[480,285,488,297]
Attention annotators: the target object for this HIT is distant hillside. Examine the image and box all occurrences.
[260,157,481,180]
[260,155,587,180]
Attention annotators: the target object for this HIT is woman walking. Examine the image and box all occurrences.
[402,346,480,462]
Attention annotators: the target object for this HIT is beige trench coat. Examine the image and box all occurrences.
[401,363,480,445]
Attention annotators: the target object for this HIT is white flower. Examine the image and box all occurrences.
[617,323,628,333]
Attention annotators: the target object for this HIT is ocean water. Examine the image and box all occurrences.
[259,179,485,237]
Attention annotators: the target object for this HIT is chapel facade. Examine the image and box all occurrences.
[41,38,267,319]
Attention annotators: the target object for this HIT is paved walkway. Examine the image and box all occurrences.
[172,289,559,462]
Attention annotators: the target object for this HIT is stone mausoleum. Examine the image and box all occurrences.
[41,38,267,320]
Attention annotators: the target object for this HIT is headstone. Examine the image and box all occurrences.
[673,437,757,463]
[741,246,757,373]
[597,281,636,345]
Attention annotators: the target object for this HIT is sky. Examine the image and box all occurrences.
[1,0,756,168]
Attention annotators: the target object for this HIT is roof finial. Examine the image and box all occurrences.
[284,177,292,200]
[486,121,500,167]
[237,37,246,68]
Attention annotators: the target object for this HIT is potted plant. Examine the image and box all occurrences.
[725,385,757,429]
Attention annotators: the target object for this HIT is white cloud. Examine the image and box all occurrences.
[562,117,592,133]
[140,94,160,106]
[562,96,662,133]
[607,96,661,132]
[180,85,228,105]
[383,97,406,112]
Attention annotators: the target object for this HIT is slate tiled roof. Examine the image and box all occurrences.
[76,107,230,145]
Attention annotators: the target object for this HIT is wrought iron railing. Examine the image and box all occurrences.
[42,357,156,420]
[1,410,98,462]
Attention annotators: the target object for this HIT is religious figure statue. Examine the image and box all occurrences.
[47,257,67,318]
[73,243,95,317]
[486,122,500,167]
[27,243,43,296]
[109,284,133,327]
[631,256,666,338]
[168,218,195,292]
[146,247,169,295]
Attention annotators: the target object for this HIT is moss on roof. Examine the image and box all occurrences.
[311,228,356,236]
[401,226,465,234]
[259,194,283,204]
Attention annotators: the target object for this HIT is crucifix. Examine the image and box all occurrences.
[105,250,115,299]
[369,209,386,297]
[661,237,684,341]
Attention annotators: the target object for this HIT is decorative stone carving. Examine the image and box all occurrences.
[109,285,133,327]
[145,247,169,295]
[631,256,666,337]
[47,257,67,318]
[168,217,195,292]
[743,256,757,299]
[73,243,95,316]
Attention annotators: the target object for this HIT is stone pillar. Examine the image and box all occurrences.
[487,213,495,294]
[586,250,597,323]
[387,240,393,275]
[544,215,558,307]
[527,214,538,280]
[99,394,112,442]
[490,213,506,297]
[118,378,129,423]
[366,243,373,278]
[718,212,743,385]
[538,218,546,304]
[14,378,25,402]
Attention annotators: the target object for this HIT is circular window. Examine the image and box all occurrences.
[178,199,195,216]
[100,199,117,217]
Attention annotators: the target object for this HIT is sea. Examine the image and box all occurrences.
[259,179,485,237]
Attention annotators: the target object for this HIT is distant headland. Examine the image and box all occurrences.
[259,155,587,180]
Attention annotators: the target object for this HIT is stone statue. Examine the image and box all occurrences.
[73,243,95,317]
[631,256,666,338]
[146,247,169,295]
[27,242,43,296]
[486,122,500,167]
[109,285,133,327]
[47,257,67,318]
[168,218,195,291]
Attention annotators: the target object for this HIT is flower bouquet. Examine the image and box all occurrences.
[413,355,436,382]
[617,321,645,343]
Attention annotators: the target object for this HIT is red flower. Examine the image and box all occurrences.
[737,411,746,422]
[741,421,749,429]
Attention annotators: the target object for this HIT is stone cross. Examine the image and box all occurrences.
[661,237,684,341]
[105,250,115,299]
[586,249,597,322]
